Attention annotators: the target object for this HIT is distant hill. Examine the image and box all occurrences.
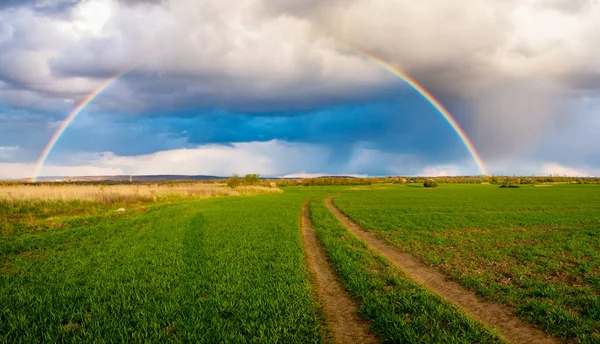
[17,174,357,182]
[26,175,226,182]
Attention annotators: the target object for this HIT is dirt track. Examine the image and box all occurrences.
[325,196,559,344]
[300,201,378,344]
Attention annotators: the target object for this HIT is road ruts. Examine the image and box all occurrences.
[300,200,379,344]
[325,196,560,344]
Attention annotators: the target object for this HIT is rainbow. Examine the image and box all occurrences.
[31,53,488,181]
[355,50,488,176]
[31,68,133,182]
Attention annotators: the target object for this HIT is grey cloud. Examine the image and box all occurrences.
[469,79,564,158]
[257,0,349,22]
[0,0,80,13]
[314,0,600,164]
[0,0,26,9]
[0,0,600,168]
[1,0,393,115]
[115,0,167,8]
[117,0,165,4]
[565,73,600,91]
[539,0,595,13]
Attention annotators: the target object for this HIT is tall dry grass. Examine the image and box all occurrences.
[0,183,281,204]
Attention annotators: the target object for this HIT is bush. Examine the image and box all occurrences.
[242,174,261,185]
[227,175,242,188]
[500,179,521,188]
[423,179,438,188]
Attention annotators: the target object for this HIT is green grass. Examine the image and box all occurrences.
[1,191,323,342]
[4,184,597,342]
[309,196,504,343]
[334,184,600,343]
[0,199,117,235]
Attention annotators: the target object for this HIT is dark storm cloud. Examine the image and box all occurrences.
[0,0,28,8]
[1,0,600,177]
[45,97,463,168]
[0,0,80,13]
[565,73,600,91]
[0,0,394,116]
[45,61,397,115]
[116,0,166,6]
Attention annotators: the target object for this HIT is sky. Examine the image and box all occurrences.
[1,0,599,178]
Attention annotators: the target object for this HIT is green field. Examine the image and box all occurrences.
[309,196,503,343]
[2,184,599,342]
[1,191,325,342]
[334,184,600,342]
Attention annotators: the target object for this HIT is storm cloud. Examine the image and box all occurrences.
[0,0,599,178]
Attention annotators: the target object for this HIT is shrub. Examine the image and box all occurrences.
[227,175,242,188]
[423,179,438,188]
[242,174,261,185]
[500,179,521,188]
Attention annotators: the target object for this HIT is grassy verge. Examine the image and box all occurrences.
[309,196,503,343]
[334,184,600,342]
[1,191,321,342]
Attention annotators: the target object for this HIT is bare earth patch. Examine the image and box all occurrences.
[61,321,79,331]
[325,196,559,344]
[301,200,378,343]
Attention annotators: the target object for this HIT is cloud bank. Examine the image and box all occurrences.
[0,0,599,177]
[2,140,487,179]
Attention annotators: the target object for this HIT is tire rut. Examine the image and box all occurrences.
[325,196,560,344]
[301,200,379,344]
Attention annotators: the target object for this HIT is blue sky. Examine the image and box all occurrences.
[1,0,599,178]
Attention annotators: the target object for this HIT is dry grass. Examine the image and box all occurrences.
[0,183,282,204]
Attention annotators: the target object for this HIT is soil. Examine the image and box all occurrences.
[301,200,379,344]
[325,197,560,344]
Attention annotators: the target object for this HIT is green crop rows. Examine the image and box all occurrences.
[334,184,600,343]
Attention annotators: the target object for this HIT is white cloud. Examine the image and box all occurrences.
[9,0,599,111]
[1,140,481,179]
[0,162,124,180]
[541,163,597,177]
[268,0,600,162]
[2,140,597,179]
[0,0,392,113]
[3,0,600,100]
[18,140,329,179]
[419,164,466,177]
[1,0,600,171]
[0,145,19,159]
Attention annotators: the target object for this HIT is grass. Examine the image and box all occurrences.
[3,183,597,342]
[0,183,280,203]
[0,183,281,235]
[309,195,504,343]
[1,190,322,342]
[334,184,600,343]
